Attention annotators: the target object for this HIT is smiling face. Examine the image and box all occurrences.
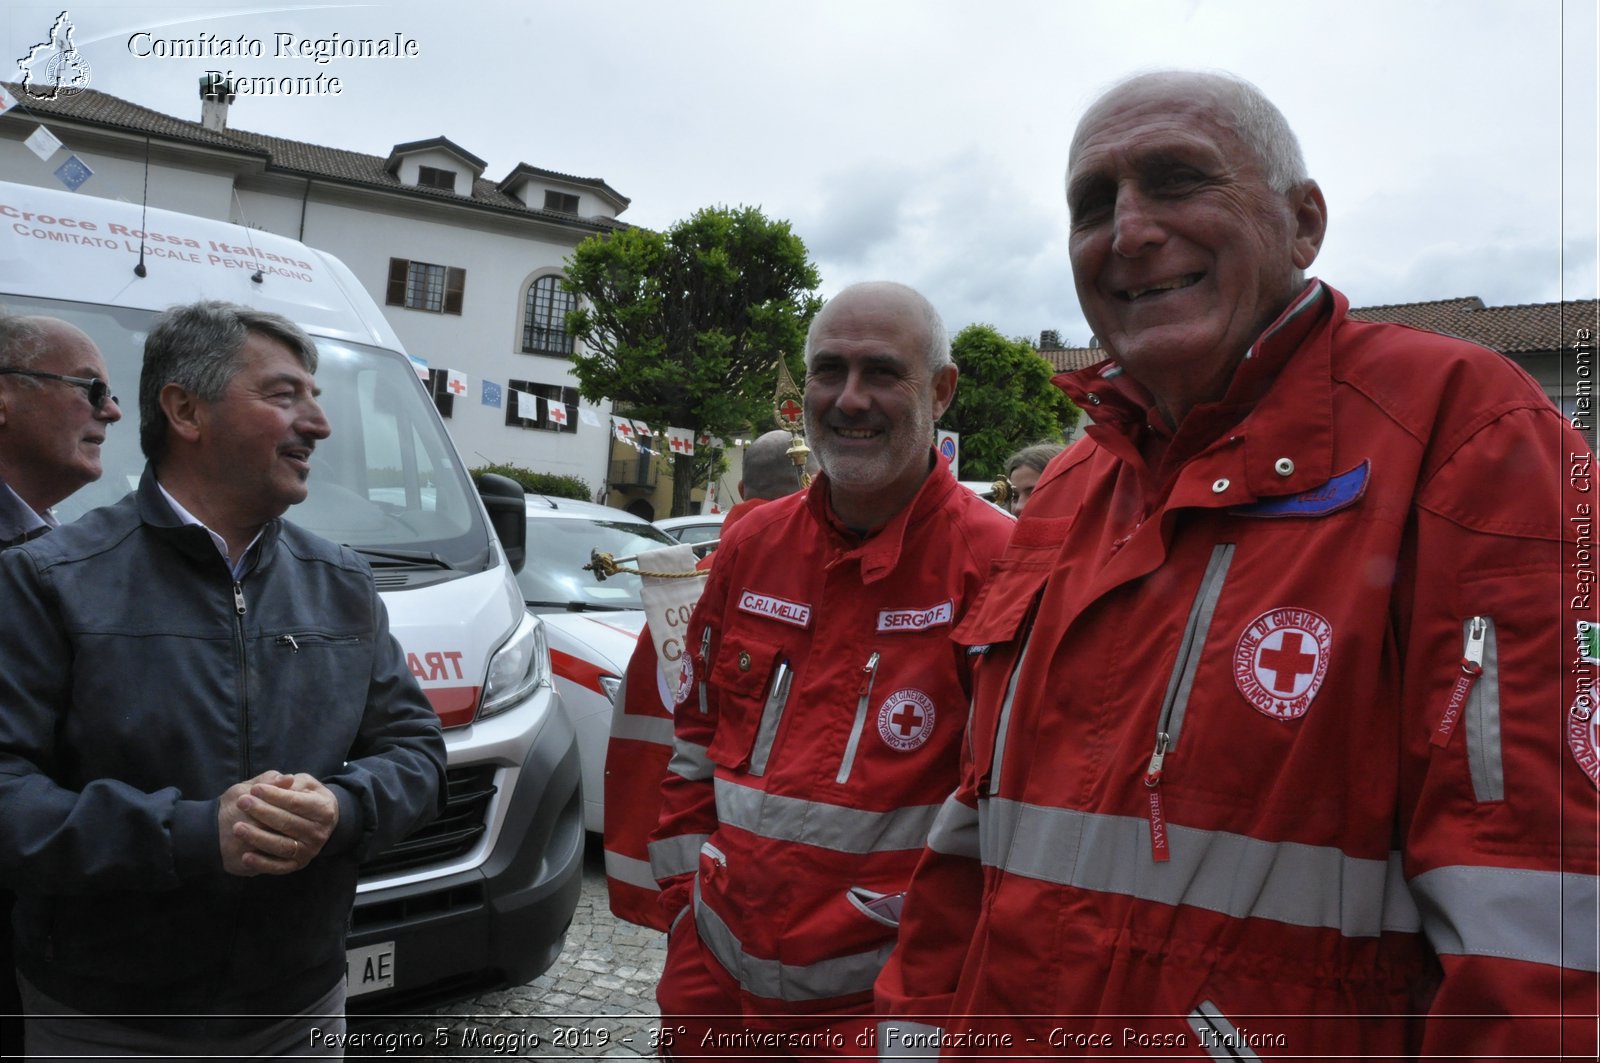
[1066,77,1325,423]
[803,286,957,530]
[0,318,122,512]
[183,331,330,538]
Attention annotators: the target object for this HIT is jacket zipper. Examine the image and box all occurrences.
[1143,731,1172,862]
[835,652,881,784]
[697,626,713,714]
[1432,615,1487,747]
[1143,543,1234,863]
[233,580,250,776]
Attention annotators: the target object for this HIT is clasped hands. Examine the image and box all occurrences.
[217,770,340,877]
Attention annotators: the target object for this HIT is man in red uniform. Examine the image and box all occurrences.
[604,428,807,929]
[649,282,1015,1057]
[875,70,1598,1059]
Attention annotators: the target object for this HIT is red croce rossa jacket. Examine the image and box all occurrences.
[875,282,1599,1060]
[651,458,1013,1016]
[604,498,769,931]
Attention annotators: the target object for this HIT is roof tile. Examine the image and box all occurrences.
[1,81,625,231]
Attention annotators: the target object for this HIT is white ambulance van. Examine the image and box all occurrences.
[0,179,584,1011]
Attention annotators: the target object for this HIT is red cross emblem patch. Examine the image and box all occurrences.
[1233,607,1332,720]
[672,655,694,711]
[877,689,935,752]
[1568,683,1600,789]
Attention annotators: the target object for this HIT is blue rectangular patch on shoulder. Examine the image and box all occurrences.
[1232,460,1370,518]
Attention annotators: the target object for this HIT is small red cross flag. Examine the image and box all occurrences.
[445,369,468,397]
[547,401,569,427]
[614,419,634,444]
[0,86,17,117]
[667,427,694,456]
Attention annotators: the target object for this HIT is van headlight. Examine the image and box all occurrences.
[479,612,549,720]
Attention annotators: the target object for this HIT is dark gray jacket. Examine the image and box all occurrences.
[0,467,446,1018]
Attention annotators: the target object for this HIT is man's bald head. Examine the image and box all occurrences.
[741,429,805,501]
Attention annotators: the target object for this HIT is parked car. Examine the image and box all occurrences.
[654,512,727,551]
[519,497,680,832]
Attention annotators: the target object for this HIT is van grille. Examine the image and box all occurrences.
[358,764,497,877]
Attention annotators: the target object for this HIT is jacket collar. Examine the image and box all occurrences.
[0,476,51,547]
[135,464,282,575]
[805,452,958,584]
[1055,280,1339,504]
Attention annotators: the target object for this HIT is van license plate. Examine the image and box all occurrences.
[345,941,395,997]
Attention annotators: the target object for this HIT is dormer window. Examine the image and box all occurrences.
[543,190,579,214]
[417,165,456,192]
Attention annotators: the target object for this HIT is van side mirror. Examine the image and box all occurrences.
[475,473,527,575]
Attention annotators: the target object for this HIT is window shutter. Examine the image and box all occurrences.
[444,267,466,315]
[561,387,579,433]
[386,258,408,306]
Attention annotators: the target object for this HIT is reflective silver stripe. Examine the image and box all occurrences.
[980,798,1422,937]
[1187,1000,1263,1061]
[1465,616,1504,802]
[748,662,792,776]
[837,652,881,785]
[986,635,1032,797]
[715,777,940,853]
[925,793,981,859]
[1159,544,1234,744]
[604,848,659,891]
[878,1021,943,1059]
[647,833,706,881]
[693,877,894,1001]
[1412,864,1600,972]
[668,738,713,782]
[610,713,675,746]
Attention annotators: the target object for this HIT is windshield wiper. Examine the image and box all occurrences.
[525,599,632,612]
[351,546,454,570]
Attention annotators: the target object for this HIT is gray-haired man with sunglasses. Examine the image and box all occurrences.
[0,313,121,1059]
[0,315,122,549]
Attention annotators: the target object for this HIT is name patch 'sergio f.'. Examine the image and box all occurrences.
[737,590,812,629]
[1233,607,1333,720]
[877,689,936,751]
[877,600,954,633]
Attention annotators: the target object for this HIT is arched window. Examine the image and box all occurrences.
[522,275,576,356]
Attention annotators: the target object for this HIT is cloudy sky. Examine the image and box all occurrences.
[5,0,1595,346]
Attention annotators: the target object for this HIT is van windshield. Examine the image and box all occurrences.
[8,295,491,573]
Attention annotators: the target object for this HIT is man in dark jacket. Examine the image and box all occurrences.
[0,301,446,1057]
[0,313,124,1057]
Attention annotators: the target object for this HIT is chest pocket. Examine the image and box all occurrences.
[956,517,1070,796]
[706,632,786,774]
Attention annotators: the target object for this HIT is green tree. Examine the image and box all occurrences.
[564,206,822,517]
[940,324,1081,481]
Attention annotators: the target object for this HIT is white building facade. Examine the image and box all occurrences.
[0,78,628,496]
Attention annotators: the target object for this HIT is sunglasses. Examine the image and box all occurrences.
[0,369,119,412]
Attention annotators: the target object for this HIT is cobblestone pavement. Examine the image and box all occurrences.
[357,837,668,1060]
